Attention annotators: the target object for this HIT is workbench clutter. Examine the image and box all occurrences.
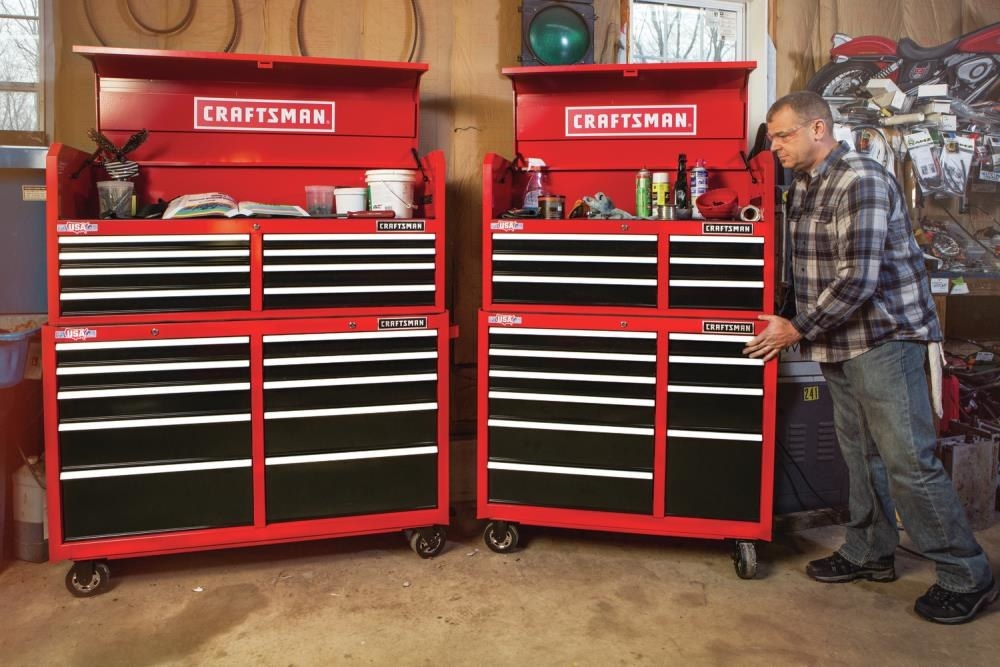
[44,46,451,596]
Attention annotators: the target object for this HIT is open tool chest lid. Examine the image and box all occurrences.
[503,62,756,170]
[75,45,428,168]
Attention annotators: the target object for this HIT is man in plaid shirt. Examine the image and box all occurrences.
[744,90,995,624]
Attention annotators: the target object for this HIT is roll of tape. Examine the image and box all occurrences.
[739,205,762,223]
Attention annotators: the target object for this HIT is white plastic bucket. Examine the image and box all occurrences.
[334,187,367,214]
[365,169,417,218]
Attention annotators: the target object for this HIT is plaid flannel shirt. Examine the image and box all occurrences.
[788,141,942,363]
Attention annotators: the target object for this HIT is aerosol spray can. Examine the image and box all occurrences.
[690,159,708,219]
[652,171,670,218]
[635,167,652,217]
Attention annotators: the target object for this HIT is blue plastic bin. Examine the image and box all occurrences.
[0,327,39,388]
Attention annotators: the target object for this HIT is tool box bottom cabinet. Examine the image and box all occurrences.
[44,313,451,596]
[476,310,776,578]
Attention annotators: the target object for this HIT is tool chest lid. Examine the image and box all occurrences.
[502,62,757,169]
[75,46,428,168]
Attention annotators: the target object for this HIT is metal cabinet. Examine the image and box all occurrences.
[44,47,450,596]
[478,63,777,578]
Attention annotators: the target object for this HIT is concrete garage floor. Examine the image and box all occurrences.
[1,511,998,666]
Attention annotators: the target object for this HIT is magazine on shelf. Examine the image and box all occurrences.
[162,192,309,219]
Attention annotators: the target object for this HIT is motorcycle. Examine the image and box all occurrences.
[807,21,1000,104]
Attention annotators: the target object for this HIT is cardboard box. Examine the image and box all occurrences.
[918,83,950,98]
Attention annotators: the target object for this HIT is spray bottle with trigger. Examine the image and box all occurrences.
[522,158,548,213]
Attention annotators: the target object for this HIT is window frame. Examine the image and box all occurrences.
[628,0,748,64]
[0,0,49,145]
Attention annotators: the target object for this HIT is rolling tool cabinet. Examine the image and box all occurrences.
[44,46,451,596]
[479,63,777,578]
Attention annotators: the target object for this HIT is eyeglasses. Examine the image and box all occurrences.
[766,119,819,143]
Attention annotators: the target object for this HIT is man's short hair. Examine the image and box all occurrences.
[767,90,834,127]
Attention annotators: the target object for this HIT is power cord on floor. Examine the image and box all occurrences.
[778,435,931,562]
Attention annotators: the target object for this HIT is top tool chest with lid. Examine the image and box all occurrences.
[478,63,777,578]
[43,47,451,596]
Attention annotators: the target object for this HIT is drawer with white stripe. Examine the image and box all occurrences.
[56,234,251,316]
[61,465,253,540]
[491,233,658,307]
[486,324,656,513]
[263,328,441,521]
[54,336,252,469]
[667,235,765,311]
[665,332,763,521]
[262,233,436,310]
[666,333,763,433]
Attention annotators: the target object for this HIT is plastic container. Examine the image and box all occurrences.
[304,185,335,216]
[334,187,367,214]
[96,180,133,218]
[0,326,39,388]
[690,160,709,219]
[365,169,418,218]
[13,458,47,563]
[522,158,548,211]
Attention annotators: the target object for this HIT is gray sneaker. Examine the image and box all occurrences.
[805,552,896,583]
[914,579,999,624]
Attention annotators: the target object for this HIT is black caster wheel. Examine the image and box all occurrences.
[65,560,111,597]
[483,521,520,554]
[732,540,757,580]
[409,526,446,559]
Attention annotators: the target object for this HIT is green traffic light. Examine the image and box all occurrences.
[527,6,590,65]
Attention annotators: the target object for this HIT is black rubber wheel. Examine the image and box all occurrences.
[483,521,520,553]
[409,526,446,559]
[732,541,757,580]
[806,61,882,98]
[65,560,111,597]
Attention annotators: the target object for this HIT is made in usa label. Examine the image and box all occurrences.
[57,221,98,234]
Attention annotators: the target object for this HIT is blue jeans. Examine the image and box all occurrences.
[820,340,993,592]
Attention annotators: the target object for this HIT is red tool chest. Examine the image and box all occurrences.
[478,63,777,577]
[44,47,450,596]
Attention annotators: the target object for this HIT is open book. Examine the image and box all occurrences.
[162,192,309,219]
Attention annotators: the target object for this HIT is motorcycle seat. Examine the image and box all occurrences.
[898,36,960,61]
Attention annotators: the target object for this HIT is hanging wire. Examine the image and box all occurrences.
[223,0,241,52]
[84,0,239,52]
[298,0,419,60]
[406,0,420,62]
[296,0,308,56]
[83,0,109,46]
[125,0,197,35]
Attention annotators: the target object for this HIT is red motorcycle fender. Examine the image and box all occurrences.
[957,24,1000,53]
[830,35,897,57]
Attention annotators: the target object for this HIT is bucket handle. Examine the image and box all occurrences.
[380,183,416,210]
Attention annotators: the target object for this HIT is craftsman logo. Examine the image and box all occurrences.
[57,222,98,234]
[702,321,754,335]
[377,221,425,232]
[803,385,820,402]
[490,221,524,231]
[378,317,427,330]
[487,314,523,325]
[703,223,753,235]
[565,105,697,137]
[194,97,335,133]
[54,327,97,341]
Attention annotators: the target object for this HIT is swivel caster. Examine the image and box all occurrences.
[409,526,446,558]
[65,560,111,597]
[732,540,757,580]
[483,521,520,553]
